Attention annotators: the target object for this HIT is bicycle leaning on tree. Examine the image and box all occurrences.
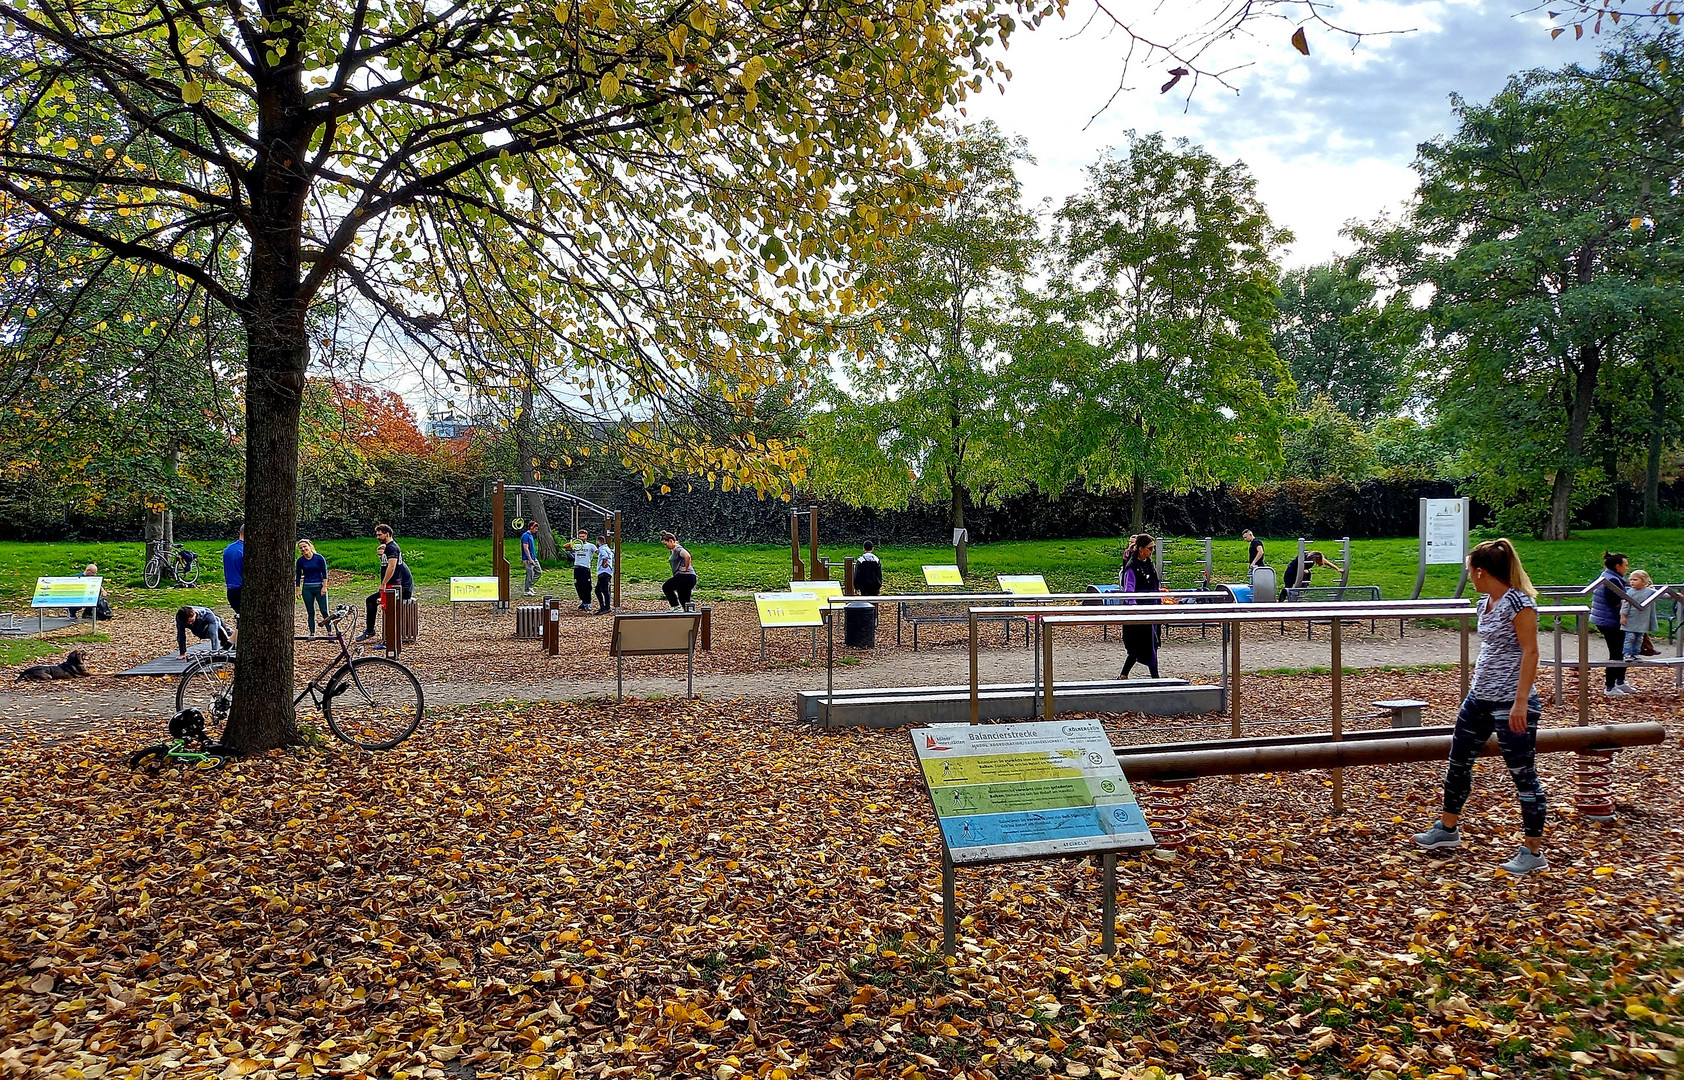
[143,539,202,588]
[175,605,424,750]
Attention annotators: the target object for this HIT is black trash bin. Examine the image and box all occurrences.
[843,602,878,648]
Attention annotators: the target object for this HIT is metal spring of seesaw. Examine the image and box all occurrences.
[1574,750,1617,820]
[1142,780,1193,848]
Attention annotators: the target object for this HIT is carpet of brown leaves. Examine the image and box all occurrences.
[2,673,1682,1080]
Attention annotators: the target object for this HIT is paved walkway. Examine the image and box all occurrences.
[0,626,1466,740]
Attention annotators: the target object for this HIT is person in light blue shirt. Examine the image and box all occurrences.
[593,539,615,614]
[222,525,244,615]
[520,524,541,597]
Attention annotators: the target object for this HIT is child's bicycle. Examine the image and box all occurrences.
[128,708,235,771]
[174,605,423,750]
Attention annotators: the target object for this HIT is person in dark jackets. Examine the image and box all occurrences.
[359,524,413,640]
[854,542,883,596]
[295,539,330,636]
[1590,551,1636,695]
[222,525,244,614]
[1279,549,1342,601]
[1118,534,1162,679]
[661,531,698,611]
[176,605,234,657]
[1244,530,1265,570]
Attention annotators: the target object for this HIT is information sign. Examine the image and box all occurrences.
[31,577,101,608]
[450,576,501,602]
[755,591,823,627]
[1423,499,1467,566]
[792,579,844,599]
[923,565,964,587]
[912,720,1154,865]
[997,574,1050,595]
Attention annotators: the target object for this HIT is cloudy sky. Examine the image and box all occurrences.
[966,0,1608,266]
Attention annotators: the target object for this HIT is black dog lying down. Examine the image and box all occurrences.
[15,650,90,682]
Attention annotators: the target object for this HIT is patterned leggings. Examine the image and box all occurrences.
[1442,693,1547,838]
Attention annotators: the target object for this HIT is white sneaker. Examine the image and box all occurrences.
[1602,687,1624,697]
[1615,683,1639,696]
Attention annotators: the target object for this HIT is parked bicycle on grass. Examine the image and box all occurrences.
[144,539,202,588]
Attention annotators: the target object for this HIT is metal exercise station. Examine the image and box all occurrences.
[491,479,622,613]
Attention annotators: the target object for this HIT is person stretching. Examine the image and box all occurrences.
[1118,533,1162,679]
[661,531,698,611]
[1412,538,1548,876]
[564,528,595,611]
[1279,549,1342,602]
[359,524,413,640]
[594,537,615,614]
[176,605,234,657]
[295,539,330,636]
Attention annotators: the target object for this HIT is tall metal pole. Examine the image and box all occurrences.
[1578,614,1590,727]
[969,612,980,725]
[1331,617,1344,814]
[492,481,509,609]
[1229,620,1242,737]
[612,511,622,611]
[942,851,957,956]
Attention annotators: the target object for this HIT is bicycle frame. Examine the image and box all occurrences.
[294,609,373,710]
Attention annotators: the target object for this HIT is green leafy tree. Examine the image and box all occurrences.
[1379,30,1684,538]
[1279,395,1373,481]
[1271,260,1410,423]
[0,0,1043,750]
[1022,132,1292,532]
[808,122,1037,573]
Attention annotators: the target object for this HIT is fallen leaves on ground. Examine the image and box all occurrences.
[1,675,1682,1080]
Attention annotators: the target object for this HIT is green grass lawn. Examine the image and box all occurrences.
[2,528,1679,610]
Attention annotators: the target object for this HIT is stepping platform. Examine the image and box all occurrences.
[0,614,84,637]
[798,678,1223,729]
[116,644,214,678]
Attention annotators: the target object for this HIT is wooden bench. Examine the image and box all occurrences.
[611,612,704,700]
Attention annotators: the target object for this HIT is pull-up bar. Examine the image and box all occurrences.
[491,480,622,610]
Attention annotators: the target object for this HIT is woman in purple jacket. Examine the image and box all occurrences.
[1118,534,1162,679]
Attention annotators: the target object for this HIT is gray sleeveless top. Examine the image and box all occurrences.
[1471,588,1537,701]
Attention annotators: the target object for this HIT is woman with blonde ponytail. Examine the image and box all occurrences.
[1412,538,1549,875]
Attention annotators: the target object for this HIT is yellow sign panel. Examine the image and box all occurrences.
[997,575,1050,595]
[792,579,843,599]
[923,565,964,586]
[755,591,823,628]
[450,576,501,601]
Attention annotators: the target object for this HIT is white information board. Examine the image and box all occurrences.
[912,720,1155,865]
[1423,498,1468,566]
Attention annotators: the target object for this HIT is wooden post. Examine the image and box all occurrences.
[1459,615,1470,701]
[843,557,855,596]
[791,511,805,581]
[493,482,509,609]
[969,613,980,725]
[543,597,561,656]
[1041,619,1055,720]
[1331,617,1344,815]
[1229,618,1242,738]
[809,505,823,581]
[383,587,400,659]
[612,512,622,612]
[700,605,712,651]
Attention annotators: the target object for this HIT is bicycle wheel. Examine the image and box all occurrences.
[128,743,171,769]
[177,558,201,586]
[143,556,162,589]
[176,654,236,732]
[324,657,423,750]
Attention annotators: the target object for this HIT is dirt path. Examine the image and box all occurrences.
[0,623,1469,739]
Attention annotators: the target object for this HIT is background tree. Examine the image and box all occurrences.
[1023,132,1292,532]
[0,0,1035,750]
[1381,30,1684,538]
[1271,260,1410,423]
[1278,394,1374,481]
[808,123,1038,575]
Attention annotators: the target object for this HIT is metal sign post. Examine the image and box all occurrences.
[1414,497,1470,599]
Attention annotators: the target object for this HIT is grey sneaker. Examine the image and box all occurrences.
[1499,846,1548,875]
[1614,683,1639,696]
[1412,823,1462,850]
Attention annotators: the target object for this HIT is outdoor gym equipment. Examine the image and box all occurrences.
[1292,536,1351,589]
[1154,537,1213,590]
[492,480,621,613]
[791,505,855,590]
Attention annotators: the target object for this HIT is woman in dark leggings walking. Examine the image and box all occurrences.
[661,531,698,611]
[1590,551,1636,696]
[1118,534,1162,679]
[1412,538,1548,875]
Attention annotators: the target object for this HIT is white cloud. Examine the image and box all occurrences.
[967,0,1609,265]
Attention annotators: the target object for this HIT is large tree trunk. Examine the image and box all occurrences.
[514,381,558,560]
[1129,470,1146,535]
[950,479,968,577]
[226,313,306,754]
[1543,343,1602,541]
[1645,378,1666,527]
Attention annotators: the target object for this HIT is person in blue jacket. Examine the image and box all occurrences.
[295,539,330,636]
[222,525,244,615]
[1589,551,1637,696]
[520,523,542,597]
